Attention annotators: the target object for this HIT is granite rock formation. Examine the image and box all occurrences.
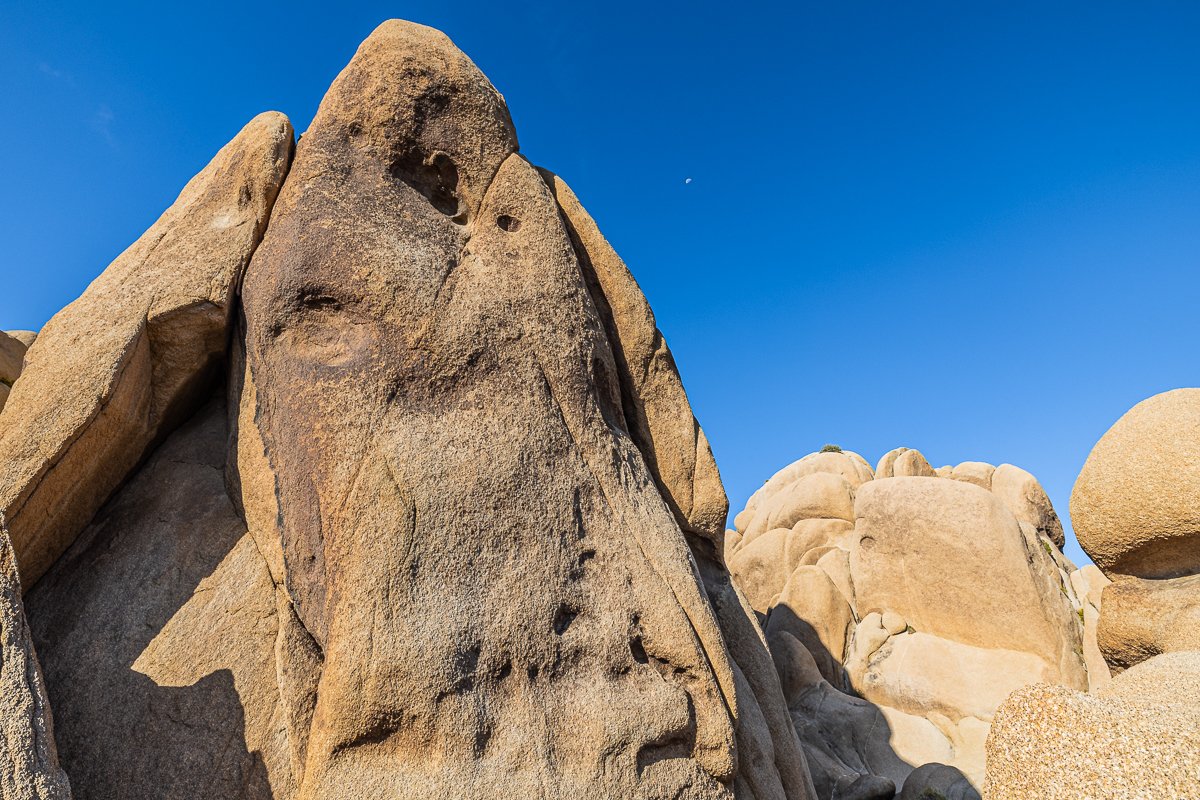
[726,449,1087,798]
[2,20,817,800]
[984,389,1200,797]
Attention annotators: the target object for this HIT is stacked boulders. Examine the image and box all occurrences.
[1072,390,1200,670]
[985,389,1200,797]
[727,448,1088,799]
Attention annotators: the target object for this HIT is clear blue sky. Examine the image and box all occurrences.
[4,2,1199,567]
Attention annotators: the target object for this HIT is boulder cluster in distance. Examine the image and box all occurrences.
[0,19,1196,800]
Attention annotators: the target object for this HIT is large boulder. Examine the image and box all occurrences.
[851,478,1077,669]
[990,463,1066,549]
[240,20,747,798]
[728,447,1085,796]
[875,447,936,479]
[985,651,1200,799]
[1071,388,1200,579]
[0,112,293,588]
[0,330,29,385]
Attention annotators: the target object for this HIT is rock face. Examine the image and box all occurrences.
[26,397,289,799]
[727,449,1086,797]
[984,651,1200,799]
[9,19,816,800]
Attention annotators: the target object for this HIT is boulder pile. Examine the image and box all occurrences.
[726,448,1088,798]
[985,389,1200,798]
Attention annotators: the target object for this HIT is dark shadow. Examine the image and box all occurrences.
[763,603,979,800]
[24,392,278,800]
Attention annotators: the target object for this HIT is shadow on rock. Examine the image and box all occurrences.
[25,396,279,799]
[767,607,978,800]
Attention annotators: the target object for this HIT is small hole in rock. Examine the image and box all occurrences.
[553,604,579,635]
[629,636,649,664]
[496,215,521,232]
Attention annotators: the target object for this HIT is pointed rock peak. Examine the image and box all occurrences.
[289,19,518,225]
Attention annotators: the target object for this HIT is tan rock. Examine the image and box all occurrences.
[742,451,874,519]
[880,611,906,636]
[851,478,1081,673]
[11,19,826,800]
[727,528,791,613]
[0,111,293,588]
[851,631,1053,740]
[725,529,743,554]
[874,448,905,479]
[732,452,1082,796]
[949,461,994,489]
[785,518,857,563]
[4,331,38,348]
[728,517,856,616]
[0,331,29,414]
[541,171,727,547]
[990,463,1066,548]
[1070,563,1110,609]
[744,472,855,538]
[0,536,71,800]
[875,447,935,479]
[1097,574,1200,673]
[893,449,936,478]
[845,613,891,677]
[815,547,855,608]
[1071,388,1200,578]
[0,330,29,385]
[984,651,1200,799]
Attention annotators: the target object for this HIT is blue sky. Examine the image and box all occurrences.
[3,2,1199,566]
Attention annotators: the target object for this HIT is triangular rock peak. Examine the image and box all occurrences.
[6,20,818,800]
